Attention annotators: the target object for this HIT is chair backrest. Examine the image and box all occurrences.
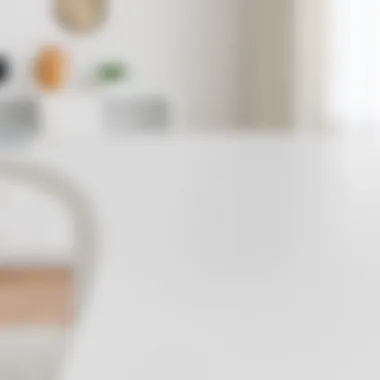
[0,160,97,319]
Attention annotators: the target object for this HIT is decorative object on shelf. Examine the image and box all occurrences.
[0,54,11,87]
[96,61,128,85]
[56,0,107,33]
[35,46,68,92]
[0,99,39,143]
[102,94,170,133]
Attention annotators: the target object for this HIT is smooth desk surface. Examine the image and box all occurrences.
[8,136,380,380]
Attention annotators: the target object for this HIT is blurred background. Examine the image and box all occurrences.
[0,0,373,133]
[0,1,378,379]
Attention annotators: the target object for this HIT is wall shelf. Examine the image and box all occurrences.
[0,93,171,142]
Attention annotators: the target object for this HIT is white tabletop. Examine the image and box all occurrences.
[16,136,380,380]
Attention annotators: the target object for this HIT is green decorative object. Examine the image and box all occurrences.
[97,62,128,84]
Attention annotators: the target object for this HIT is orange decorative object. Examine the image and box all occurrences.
[35,46,67,91]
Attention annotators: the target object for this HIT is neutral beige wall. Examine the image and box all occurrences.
[241,0,295,128]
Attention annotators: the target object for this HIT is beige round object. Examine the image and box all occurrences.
[56,0,107,33]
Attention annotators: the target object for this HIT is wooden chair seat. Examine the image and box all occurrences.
[0,268,73,326]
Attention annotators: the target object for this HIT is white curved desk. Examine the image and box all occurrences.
[11,136,380,380]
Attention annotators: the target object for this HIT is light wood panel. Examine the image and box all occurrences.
[0,268,74,326]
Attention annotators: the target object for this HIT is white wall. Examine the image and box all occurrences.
[0,0,243,129]
[324,0,380,129]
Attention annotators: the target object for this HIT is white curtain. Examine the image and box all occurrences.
[325,0,380,128]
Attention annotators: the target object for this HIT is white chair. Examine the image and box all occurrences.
[0,160,96,380]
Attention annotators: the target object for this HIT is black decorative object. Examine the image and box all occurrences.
[0,55,11,86]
